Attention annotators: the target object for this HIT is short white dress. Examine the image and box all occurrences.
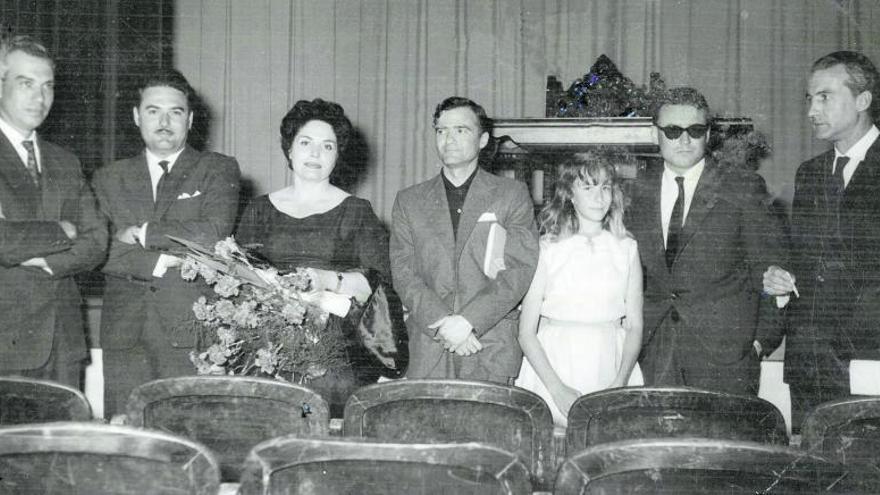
[515,231,644,426]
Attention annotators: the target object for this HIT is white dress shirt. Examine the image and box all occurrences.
[0,116,41,173]
[835,124,880,188]
[142,148,186,278]
[660,158,706,247]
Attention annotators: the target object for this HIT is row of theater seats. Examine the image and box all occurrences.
[0,375,878,494]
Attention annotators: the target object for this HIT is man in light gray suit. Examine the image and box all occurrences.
[391,96,539,384]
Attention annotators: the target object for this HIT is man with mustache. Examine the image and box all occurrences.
[0,35,106,388]
[92,68,241,418]
[764,51,880,428]
[628,87,786,395]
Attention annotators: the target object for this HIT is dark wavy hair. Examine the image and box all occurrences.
[539,149,629,240]
[651,86,711,125]
[280,98,353,163]
[432,96,493,134]
[135,67,195,110]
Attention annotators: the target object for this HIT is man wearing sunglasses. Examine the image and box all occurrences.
[628,87,786,397]
[763,51,880,429]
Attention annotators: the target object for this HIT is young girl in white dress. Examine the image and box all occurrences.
[515,152,644,426]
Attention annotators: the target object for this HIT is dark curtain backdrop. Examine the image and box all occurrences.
[0,0,173,175]
[173,0,880,222]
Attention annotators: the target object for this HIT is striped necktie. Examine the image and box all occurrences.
[21,140,40,187]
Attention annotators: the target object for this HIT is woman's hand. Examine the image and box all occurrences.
[306,268,337,292]
[306,267,372,303]
[550,383,581,418]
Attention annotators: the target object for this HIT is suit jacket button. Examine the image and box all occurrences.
[670,309,680,322]
[149,286,159,293]
[817,275,825,283]
[670,292,679,300]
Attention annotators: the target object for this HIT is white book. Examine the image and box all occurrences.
[483,222,507,279]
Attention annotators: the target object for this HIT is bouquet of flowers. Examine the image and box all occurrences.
[171,236,350,383]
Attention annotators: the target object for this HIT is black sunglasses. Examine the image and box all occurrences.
[657,124,709,140]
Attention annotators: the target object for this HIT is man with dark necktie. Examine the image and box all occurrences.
[91,68,241,418]
[628,87,786,396]
[0,35,107,388]
[764,51,880,428]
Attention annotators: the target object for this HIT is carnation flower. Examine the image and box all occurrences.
[204,343,232,365]
[214,300,236,321]
[180,258,200,281]
[192,296,213,321]
[213,274,242,297]
[281,301,306,324]
[216,327,238,346]
[200,266,220,284]
[306,364,327,379]
[255,347,279,374]
[190,351,226,375]
[214,237,242,261]
[232,300,260,328]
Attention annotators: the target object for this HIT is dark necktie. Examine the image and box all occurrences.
[665,176,686,270]
[21,140,40,187]
[155,160,170,202]
[827,155,849,234]
[827,156,849,201]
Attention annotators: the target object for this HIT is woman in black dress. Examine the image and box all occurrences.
[236,98,405,415]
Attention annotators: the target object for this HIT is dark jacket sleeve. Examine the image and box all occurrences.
[0,220,71,267]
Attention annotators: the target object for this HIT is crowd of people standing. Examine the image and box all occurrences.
[1,32,877,428]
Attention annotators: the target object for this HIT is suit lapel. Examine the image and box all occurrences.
[120,152,154,223]
[845,142,879,208]
[673,161,720,266]
[426,174,456,258]
[643,166,667,269]
[36,137,62,220]
[0,132,41,217]
[454,169,494,262]
[153,146,198,219]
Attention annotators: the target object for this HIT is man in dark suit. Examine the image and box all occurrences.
[0,35,107,388]
[629,87,785,396]
[764,51,880,427]
[92,68,241,417]
[390,97,539,383]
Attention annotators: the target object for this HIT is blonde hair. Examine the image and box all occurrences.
[538,149,629,240]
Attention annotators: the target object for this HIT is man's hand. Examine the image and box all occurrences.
[21,257,53,275]
[451,333,483,356]
[763,265,797,296]
[58,220,77,240]
[115,225,141,245]
[429,314,477,352]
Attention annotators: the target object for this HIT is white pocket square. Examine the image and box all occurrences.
[177,190,202,200]
[477,212,498,222]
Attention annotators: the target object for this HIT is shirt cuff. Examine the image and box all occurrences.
[775,295,790,308]
[152,253,173,278]
[138,223,148,248]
